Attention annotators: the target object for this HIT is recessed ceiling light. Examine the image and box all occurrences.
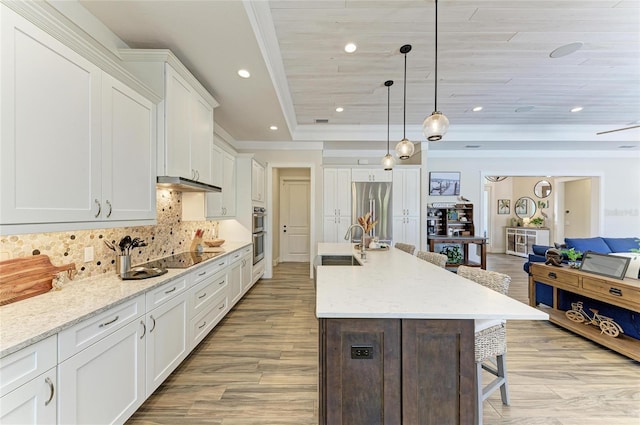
[335,107,344,112]
[465,145,481,149]
[344,43,357,53]
[549,42,583,58]
[515,106,535,113]
[269,125,278,131]
[571,106,583,113]
[472,106,483,112]
[237,69,250,78]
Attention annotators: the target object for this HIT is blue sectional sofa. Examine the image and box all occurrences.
[525,237,640,342]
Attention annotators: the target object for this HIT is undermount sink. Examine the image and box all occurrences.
[319,255,362,266]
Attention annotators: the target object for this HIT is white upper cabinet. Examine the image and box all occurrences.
[252,159,266,203]
[164,64,214,184]
[351,168,392,182]
[0,7,156,227]
[323,168,351,217]
[102,74,156,221]
[392,168,420,217]
[206,151,236,218]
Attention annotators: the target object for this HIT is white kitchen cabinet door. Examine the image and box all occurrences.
[164,64,193,180]
[241,254,253,294]
[323,168,351,217]
[228,256,243,308]
[102,73,156,221]
[252,159,266,203]
[351,169,392,182]
[58,318,145,425]
[190,92,214,184]
[145,291,189,397]
[392,168,420,217]
[0,368,57,425]
[393,216,420,248]
[206,151,236,218]
[210,143,224,188]
[323,215,352,243]
[0,7,101,224]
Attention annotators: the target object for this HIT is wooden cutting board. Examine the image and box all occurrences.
[0,255,76,306]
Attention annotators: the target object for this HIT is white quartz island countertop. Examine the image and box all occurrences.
[0,242,251,357]
[316,243,549,321]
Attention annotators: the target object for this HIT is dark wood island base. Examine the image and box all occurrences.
[319,318,476,425]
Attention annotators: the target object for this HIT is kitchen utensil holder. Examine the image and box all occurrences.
[116,255,131,276]
[190,237,203,253]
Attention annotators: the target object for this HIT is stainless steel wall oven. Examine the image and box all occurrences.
[252,207,266,264]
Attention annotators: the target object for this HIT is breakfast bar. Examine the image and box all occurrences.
[315,243,547,425]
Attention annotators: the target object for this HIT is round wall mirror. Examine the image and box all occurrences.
[514,196,537,219]
[534,180,552,198]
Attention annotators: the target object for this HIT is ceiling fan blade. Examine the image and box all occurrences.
[596,125,640,135]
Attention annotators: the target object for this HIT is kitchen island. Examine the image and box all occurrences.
[315,243,547,425]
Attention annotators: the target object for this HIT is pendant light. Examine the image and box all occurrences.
[395,44,414,160]
[423,0,449,142]
[381,80,395,170]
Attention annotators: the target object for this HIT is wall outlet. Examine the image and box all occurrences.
[84,246,94,263]
[351,345,373,359]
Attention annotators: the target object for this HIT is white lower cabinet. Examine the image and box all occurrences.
[0,367,57,424]
[228,252,243,307]
[241,253,253,294]
[323,215,352,243]
[145,290,189,397]
[0,335,58,425]
[58,318,145,425]
[393,216,420,248]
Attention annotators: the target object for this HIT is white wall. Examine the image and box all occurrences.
[426,151,640,243]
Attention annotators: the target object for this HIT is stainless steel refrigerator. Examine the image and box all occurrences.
[351,182,393,243]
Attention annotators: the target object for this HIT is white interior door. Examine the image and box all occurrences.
[280,180,310,262]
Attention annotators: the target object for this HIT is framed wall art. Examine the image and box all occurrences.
[498,199,510,215]
[429,172,460,196]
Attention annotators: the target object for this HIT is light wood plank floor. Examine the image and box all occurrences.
[127,255,639,425]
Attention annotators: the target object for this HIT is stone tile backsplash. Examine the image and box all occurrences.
[0,189,215,279]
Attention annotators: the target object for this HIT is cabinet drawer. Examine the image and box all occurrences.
[58,295,144,362]
[0,335,57,397]
[228,249,244,265]
[582,277,640,307]
[190,269,227,317]
[145,276,188,310]
[532,267,579,288]
[190,292,228,348]
[192,257,228,285]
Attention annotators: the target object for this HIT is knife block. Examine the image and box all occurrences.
[190,236,203,253]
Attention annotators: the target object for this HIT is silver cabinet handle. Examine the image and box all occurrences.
[198,271,207,276]
[164,287,176,294]
[198,292,207,299]
[198,321,207,329]
[195,170,200,181]
[219,302,225,310]
[218,262,225,267]
[45,377,54,406]
[106,200,113,218]
[99,315,119,328]
[149,315,156,332]
[140,320,146,339]
[94,199,101,218]
[218,279,225,286]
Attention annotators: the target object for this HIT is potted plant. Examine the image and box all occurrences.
[561,248,582,268]
[529,217,544,227]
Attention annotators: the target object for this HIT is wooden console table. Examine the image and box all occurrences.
[529,263,640,361]
[428,236,487,269]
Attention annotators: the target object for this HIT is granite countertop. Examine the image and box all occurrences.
[0,241,251,358]
[315,243,549,320]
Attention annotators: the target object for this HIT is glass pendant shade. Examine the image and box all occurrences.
[395,138,415,160]
[381,153,395,170]
[423,111,449,141]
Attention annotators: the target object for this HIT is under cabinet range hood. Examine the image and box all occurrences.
[156,176,222,192]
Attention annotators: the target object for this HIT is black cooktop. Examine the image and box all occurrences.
[139,251,224,269]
